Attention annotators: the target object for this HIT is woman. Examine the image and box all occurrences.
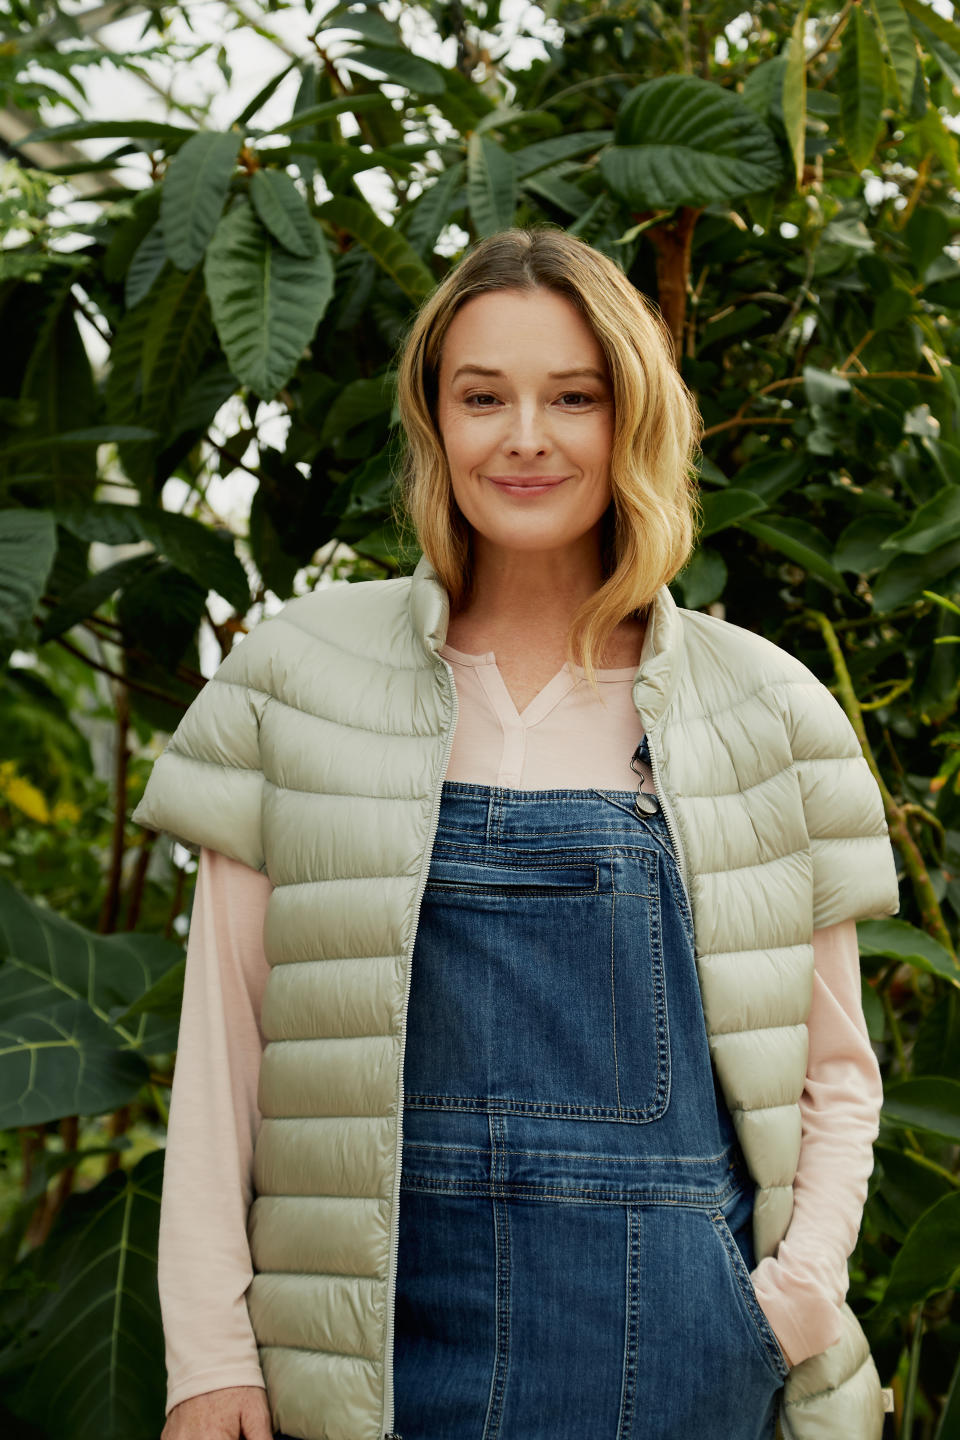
[134,227,901,1440]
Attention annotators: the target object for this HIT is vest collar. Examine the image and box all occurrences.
[409,551,685,731]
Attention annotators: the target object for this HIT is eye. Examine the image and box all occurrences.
[463,392,499,408]
[558,392,593,407]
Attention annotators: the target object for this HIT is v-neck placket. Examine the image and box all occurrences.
[438,642,640,789]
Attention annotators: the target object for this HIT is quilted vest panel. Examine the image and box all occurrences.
[133,555,900,1440]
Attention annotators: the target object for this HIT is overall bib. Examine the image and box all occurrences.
[390,777,790,1440]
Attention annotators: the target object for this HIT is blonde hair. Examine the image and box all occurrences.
[392,225,703,695]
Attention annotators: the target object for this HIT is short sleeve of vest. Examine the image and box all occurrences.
[131,639,268,873]
[784,676,900,930]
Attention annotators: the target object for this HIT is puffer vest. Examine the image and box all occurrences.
[133,553,901,1440]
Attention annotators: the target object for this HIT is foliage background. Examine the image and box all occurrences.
[2,0,960,1435]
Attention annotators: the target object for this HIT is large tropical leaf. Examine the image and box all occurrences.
[205,197,334,400]
[316,195,434,300]
[161,129,242,271]
[858,917,959,985]
[599,75,782,209]
[882,1076,960,1142]
[55,502,249,614]
[837,3,886,169]
[0,509,57,655]
[467,134,517,237]
[872,0,919,107]
[104,265,214,487]
[250,168,318,258]
[0,1150,166,1440]
[875,1191,960,1311]
[339,43,446,95]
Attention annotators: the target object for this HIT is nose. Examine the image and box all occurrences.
[503,400,551,459]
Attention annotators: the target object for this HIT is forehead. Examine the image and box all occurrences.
[438,287,607,375]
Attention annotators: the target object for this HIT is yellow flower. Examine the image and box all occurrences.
[0,761,51,823]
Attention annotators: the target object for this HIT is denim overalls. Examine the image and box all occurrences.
[390,771,791,1440]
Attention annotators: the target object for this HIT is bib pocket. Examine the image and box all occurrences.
[404,842,670,1122]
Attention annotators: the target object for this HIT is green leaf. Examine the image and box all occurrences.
[783,2,808,183]
[698,488,768,538]
[404,163,466,259]
[161,129,242,271]
[250,168,317,258]
[0,509,57,653]
[0,872,183,1065]
[264,93,392,136]
[901,0,960,59]
[15,118,194,146]
[881,486,960,555]
[316,195,434,300]
[319,374,396,448]
[232,60,298,127]
[674,548,727,609]
[834,514,902,574]
[740,516,848,591]
[511,131,613,179]
[871,538,960,610]
[600,75,782,209]
[125,218,168,308]
[340,43,446,96]
[877,1191,960,1311]
[871,0,919,108]
[38,553,149,642]
[858,918,959,985]
[205,197,334,401]
[104,266,213,487]
[55,503,249,614]
[0,1151,165,1436]
[467,134,517,238]
[837,4,886,170]
[882,1077,960,1142]
[0,998,150,1128]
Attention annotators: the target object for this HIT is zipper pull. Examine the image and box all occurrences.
[630,735,659,817]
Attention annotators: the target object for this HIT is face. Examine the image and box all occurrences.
[435,287,615,562]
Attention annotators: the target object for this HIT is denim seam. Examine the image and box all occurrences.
[399,1177,742,1206]
[401,1140,743,1165]
[611,883,623,1118]
[710,1209,791,1382]
[483,1114,510,1440]
[616,1206,641,1440]
[404,1096,670,1120]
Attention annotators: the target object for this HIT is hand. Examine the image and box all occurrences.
[161,1385,275,1440]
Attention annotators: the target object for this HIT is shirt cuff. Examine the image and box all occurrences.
[166,1364,267,1417]
[750,1257,845,1368]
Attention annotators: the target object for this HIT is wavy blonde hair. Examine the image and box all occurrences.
[392,225,703,695]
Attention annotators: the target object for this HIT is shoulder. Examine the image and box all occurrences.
[210,573,416,690]
[674,606,854,755]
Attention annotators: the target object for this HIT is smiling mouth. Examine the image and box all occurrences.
[486,476,569,494]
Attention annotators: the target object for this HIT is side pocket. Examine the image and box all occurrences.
[710,1209,791,1383]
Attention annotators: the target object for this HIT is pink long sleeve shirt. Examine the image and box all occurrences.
[158,641,885,1414]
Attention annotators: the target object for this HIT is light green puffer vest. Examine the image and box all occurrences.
[133,553,901,1440]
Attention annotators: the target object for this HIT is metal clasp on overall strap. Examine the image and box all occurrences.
[630,734,659,817]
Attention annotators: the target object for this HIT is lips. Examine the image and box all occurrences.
[486,476,569,494]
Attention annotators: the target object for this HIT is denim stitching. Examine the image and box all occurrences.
[482,1114,510,1440]
[611,879,623,1118]
[616,1206,641,1440]
[399,1176,743,1206]
[710,1210,790,1382]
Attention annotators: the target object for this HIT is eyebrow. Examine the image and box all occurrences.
[450,364,608,383]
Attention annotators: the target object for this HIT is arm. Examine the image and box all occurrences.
[159,846,274,1414]
[750,916,883,1367]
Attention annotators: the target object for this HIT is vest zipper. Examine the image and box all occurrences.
[382,656,459,1439]
[644,726,690,902]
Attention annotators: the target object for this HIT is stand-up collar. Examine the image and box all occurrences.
[409,551,685,732]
